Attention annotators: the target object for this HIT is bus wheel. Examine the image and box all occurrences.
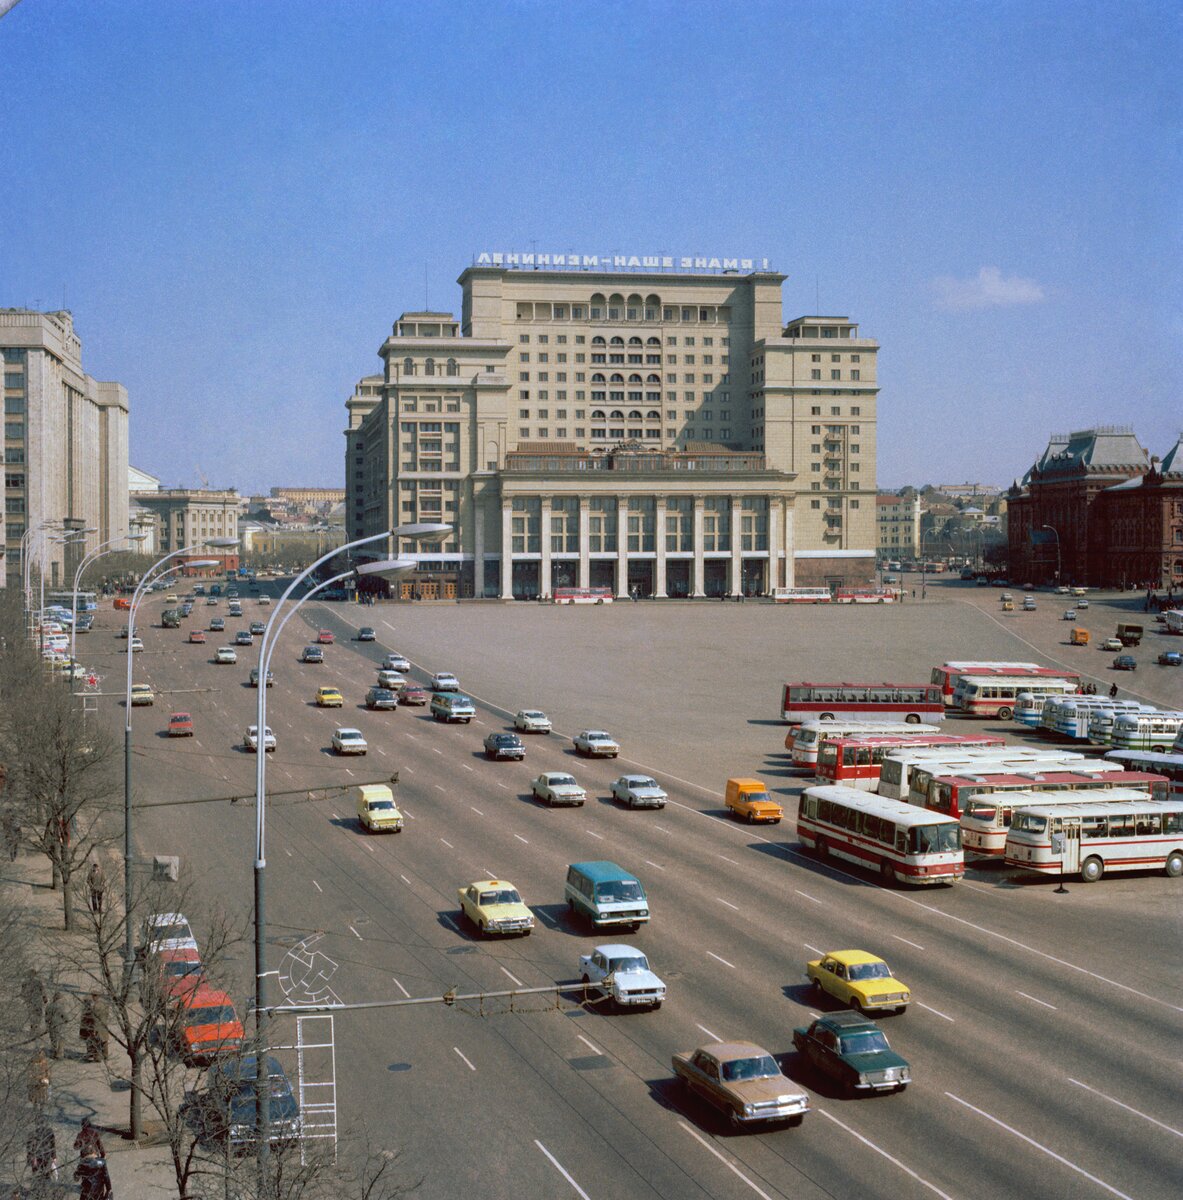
[1165,851,1183,878]
[880,860,894,885]
[816,837,828,859]
[820,712,835,721]
[1081,857,1104,883]
[905,713,920,724]
[996,706,1012,720]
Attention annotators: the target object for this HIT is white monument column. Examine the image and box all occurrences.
[730,500,743,597]
[691,496,706,598]
[578,496,591,589]
[654,494,668,599]
[500,500,514,600]
[472,492,485,599]
[616,498,630,598]
[539,497,553,599]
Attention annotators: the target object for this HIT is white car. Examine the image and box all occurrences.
[1101,637,1123,651]
[215,646,237,664]
[514,709,552,734]
[139,912,198,957]
[376,669,406,690]
[331,728,368,755]
[579,944,666,1009]
[383,653,411,672]
[610,775,667,809]
[574,730,620,758]
[243,725,276,752]
[431,672,460,692]
[531,772,586,807]
[1055,585,1072,594]
[1063,609,1077,620]
[127,637,145,653]
[1077,598,1089,609]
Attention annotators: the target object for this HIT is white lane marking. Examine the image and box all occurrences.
[376,747,387,756]
[497,782,509,790]
[440,838,453,849]
[403,765,414,773]
[284,849,292,857]
[474,719,485,725]
[399,874,411,885]
[331,812,340,820]
[1067,1078,1183,1137]
[392,978,410,999]
[405,733,418,741]
[471,806,483,816]
[803,943,824,955]
[946,1093,1133,1200]
[696,1022,721,1042]
[363,842,375,853]
[717,854,740,866]
[501,966,524,987]
[915,1001,954,1022]
[344,767,354,776]
[893,935,924,950]
[577,1033,602,1055]
[463,764,474,772]
[716,897,739,911]
[405,811,415,819]
[348,926,362,940]
[644,860,665,870]
[453,1046,476,1072]
[818,1109,954,1200]
[441,915,459,931]
[432,747,443,755]
[435,785,446,792]
[312,880,322,893]
[514,834,529,844]
[585,830,604,840]
[653,824,672,833]
[676,1122,776,1200]
[707,951,736,969]
[794,890,822,904]
[534,1141,591,1200]
[1017,991,1057,1010]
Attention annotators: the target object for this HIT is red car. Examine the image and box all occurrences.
[188,630,206,644]
[168,712,194,737]
[145,948,204,1001]
[316,629,335,645]
[399,684,428,706]
[171,984,244,1064]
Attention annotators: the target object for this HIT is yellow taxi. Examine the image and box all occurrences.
[457,879,535,937]
[806,950,911,1015]
[315,686,344,708]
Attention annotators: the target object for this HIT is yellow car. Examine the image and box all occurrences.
[806,950,911,1015]
[315,686,344,708]
[457,879,535,937]
[130,683,155,706]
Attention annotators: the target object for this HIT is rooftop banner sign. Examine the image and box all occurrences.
[474,251,772,273]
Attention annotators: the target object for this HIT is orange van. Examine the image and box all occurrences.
[172,984,244,1064]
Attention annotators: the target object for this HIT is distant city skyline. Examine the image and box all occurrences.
[3,0,1178,493]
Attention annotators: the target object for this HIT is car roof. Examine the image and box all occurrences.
[155,946,200,963]
[581,730,611,737]
[697,1040,772,1061]
[591,943,645,957]
[822,949,885,965]
[177,982,234,1008]
[811,1010,883,1032]
[336,728,363,736]
[148,911,189,925]
[568,860,636,882]
[469,878,517,890]
[170,712,191,719]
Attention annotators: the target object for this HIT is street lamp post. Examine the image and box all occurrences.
[38,532,86,657]
[1042,525,1061,587]
[70,532,147,673]
[251,523,446,1172]
[123,539,238,970]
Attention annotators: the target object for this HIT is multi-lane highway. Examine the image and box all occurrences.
[84,580,1181,1200]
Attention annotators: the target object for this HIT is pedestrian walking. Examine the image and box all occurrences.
[27,1049,50,1108]
[1,808,19,860]
[26,1119,57,1185]
[79,995,109,1062]
[73,1119,105,1161]
[1108,682,1119,699]
[74,1154,112,1200]
[45,991,68,1060]
[86,861,105,915]
[22,971,47,1038]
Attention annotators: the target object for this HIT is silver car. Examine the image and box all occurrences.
[610,775,667,809]
[579,944,666,1009]
[514,709,552,734]
[574,730,620,758]
[531,772,586,807]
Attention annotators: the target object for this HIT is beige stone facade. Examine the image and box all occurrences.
[346,267,878,597]
[131,489,241,573]
[877,492,922,560]
[2,309,129,588]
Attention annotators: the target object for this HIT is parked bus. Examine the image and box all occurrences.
[1004,798,1183,881]
[48,590,97,613]
[1105,711,1183,753]
[798,785,964,885]
[952,675,1080,721]
[1104,750,1183,798]
[788,721,944,767]
[1163,609,1183,635]
[815,733,1006,789]
[780,682,944,726]
[930,662,1051,708]
[833,588,896,604]
[772,587,832,604]
[905,750,1113,808]
[1038,697,1156,740]
[878,745,1080,801]
[963,785,1167,856]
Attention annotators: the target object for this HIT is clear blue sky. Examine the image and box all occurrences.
[3,0,1179,493]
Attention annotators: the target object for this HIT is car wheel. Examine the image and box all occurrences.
[895,1082,908,1093]
[788,1114,804,1127]
[1081,856,1104,883]
[727,1108,744,1132]
[651,1000,662,1011]
[850,997,864,1014]
[747,811,756,824]
[996,706,1013,720]
[905,713,921,724]
[478,921,487,936]
[1165,851,1183,878]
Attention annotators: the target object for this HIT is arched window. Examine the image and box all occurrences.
[646,336,661,345]
[402,358,416,377]
[628,374,642,383]
[610,373,624,383]
[628,336,643,346]
[425,358,435,376]
[646,373,660,383]
[591,410,606,420]
[646,410,661,420]
[592,335,606,345]
[446,359,458,376]
[610,410,625,419]
[610,336,624,346]
[628,410,643,420]
[592,373,606,383]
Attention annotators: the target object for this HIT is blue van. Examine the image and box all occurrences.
[565,861,650,930]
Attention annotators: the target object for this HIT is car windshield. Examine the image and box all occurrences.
[608,955,649,973]
[155,922,191,942]
[847,962,892,982]
[523,711,544,719]
[964,800,998,821]
[839,1031,890,1055]
[722,1055,780,1082]
[552,776,576,787]
[165,961,200,978]
[908,824,961,854]
[185,1005,237,1026]
[369,800,396,812]
[634,779,658,789]
[596,880,643,902]
[481,889,522,905]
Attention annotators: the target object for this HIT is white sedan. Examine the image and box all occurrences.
[579,945,666,1009]
[376,669,406,690]
[514,710,552,734]
[531,772,586,807]
[431,672,460,692]
[126,636,145,653]
[610,775,667,809]
[574,730,620,758]
[383,653,411,672]
[332,727,368,755]
[243,725,276,752]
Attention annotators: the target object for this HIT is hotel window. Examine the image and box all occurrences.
[576,427,585,437]
[702,498,730,551]
[741,498,768,551]
[703,428,713,439]
[538,428,549,438]
[557,354,567,364]
[592,354,606,364]
[520,428,530,438]
[557,335,567,343]
[850,500,860,509]
[519,372,530,382]
[851,354,860,362]
[831,354,840,362]
[811,444,821,453]
[851,443,860,453]
[703,374,713,383]
[519,390,529,399]
[811,370,821,380]
[811,354,821,362]
[538,353,548,363]
[666,410,677,420]
[852,406,861,415]
[556,428,567,438]
[519,335,529,343]
[538,335,548,344]
[538,409,548,419]
[519,409,530,418]
[609,427,624,438]
[538,372,548,382]
[811,499,821,509]
[811,463,821,472]
[831,406,840,415]
[591,429,606,439]
[684,373,695,383]
[851,370,860,380]
[831,370,841,380]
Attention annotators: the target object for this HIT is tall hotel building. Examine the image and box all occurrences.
[346,258,878,598]
[2,309,129,588]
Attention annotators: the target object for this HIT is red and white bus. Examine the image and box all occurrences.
[877,745,1075,800]
[1104,750,1183,798]
[1004,797,1183,881]
[797,785,964,886]
[952,675,1080,721]
[815,733,1007,789]
[906,753,1134,810]
[929,662,1045,707]
[780,682,944,726]
[959,780,1170,855]
[834,588,897,604]
[772,587,833,604]
[788,721,944,767]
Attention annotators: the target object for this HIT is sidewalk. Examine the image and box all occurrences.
[3,851,176,1200]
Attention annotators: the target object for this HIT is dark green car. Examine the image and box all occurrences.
[792,1011,910,1096]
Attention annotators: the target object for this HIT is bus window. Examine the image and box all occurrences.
[1135,813,1161,836]
[1166,812,1183,835]
[909,824,960,854]
[1080,815,1106,839]
[1107,815,1135,839]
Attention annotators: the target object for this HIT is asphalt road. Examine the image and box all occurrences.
[77,579,1182,1200]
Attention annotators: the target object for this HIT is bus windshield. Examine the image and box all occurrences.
[964,800,999,821]
[595,880,644,903]
[1011,812,1047,834]
[908,824,960,854]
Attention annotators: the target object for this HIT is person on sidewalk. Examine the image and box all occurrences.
[73,1119,105,1161]
[74,1153,112,1200]
[2,808,19,860]
[45,991,68,1060]
[22,971,47,1038]
[27,1049,50,1108]
[26,1118,57,1187]
[86,861,106,915]
[79,995,109,1062]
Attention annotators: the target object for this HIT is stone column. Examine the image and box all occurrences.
[782,498,795,589]
[472,491,485,599]
[578,496,591,589]
[616,499,630,598]
[767,494,780,594]
[691,496,706,598]
[500,500,514,600]
[654,494,668,599]
[539,497,553,599]
[730,500,743,597]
